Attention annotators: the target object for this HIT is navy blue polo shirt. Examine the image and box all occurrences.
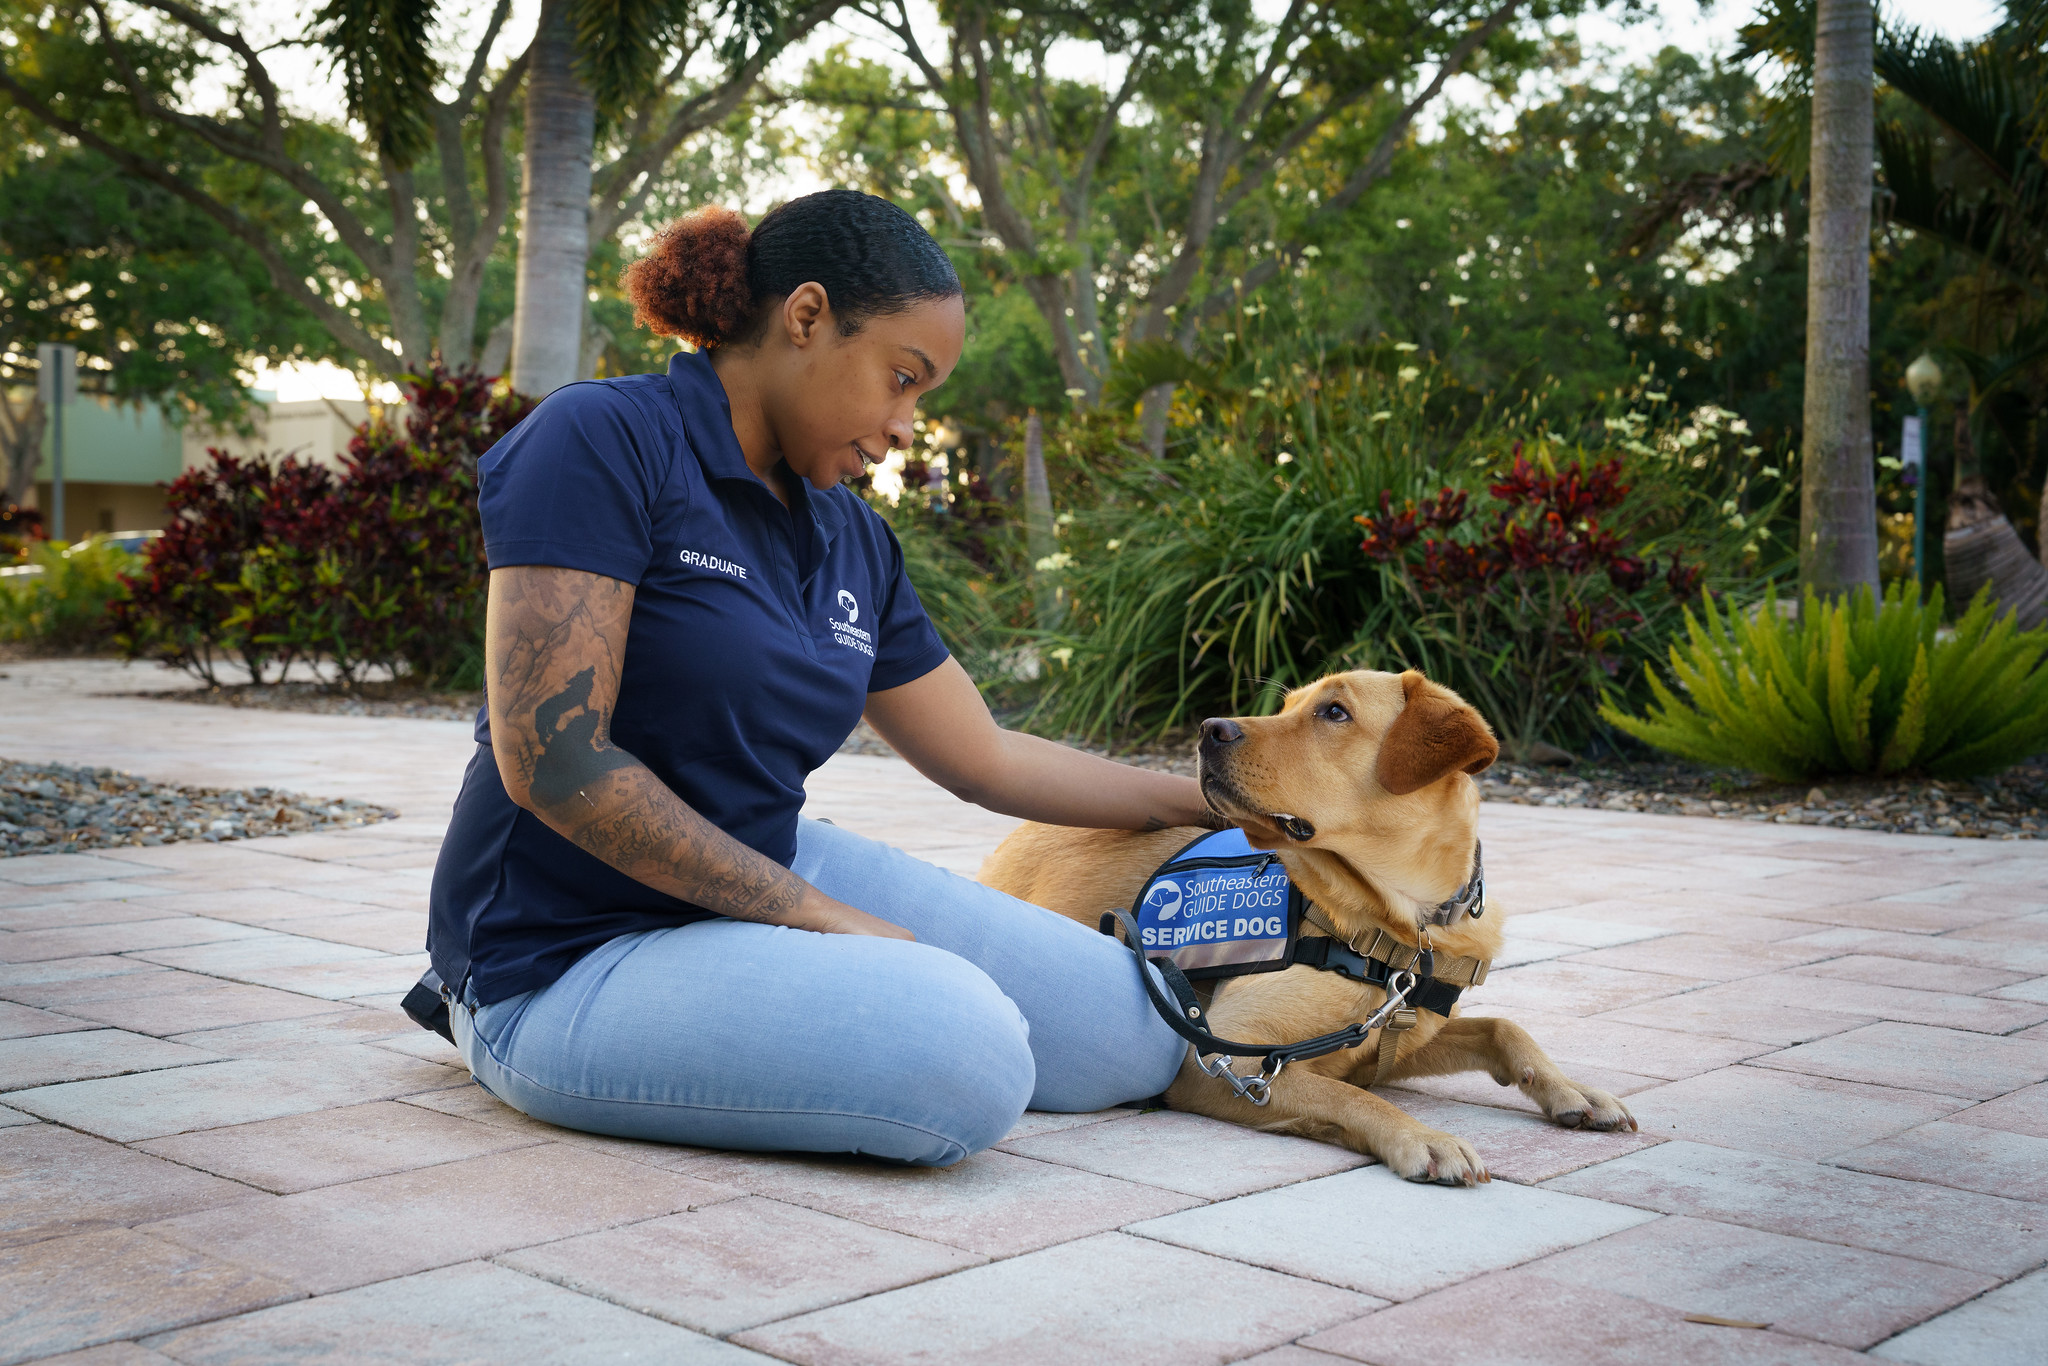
[427,349,950,1005]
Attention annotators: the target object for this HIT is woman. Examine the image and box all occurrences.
[428,190,1215,1167]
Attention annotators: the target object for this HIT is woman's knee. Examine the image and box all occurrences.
[877,971,1036,1161]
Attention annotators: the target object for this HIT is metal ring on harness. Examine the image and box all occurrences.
[1103,908,1419,1107]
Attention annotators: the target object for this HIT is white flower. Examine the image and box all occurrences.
[1275,451,1294,465]
[1055,512,1074,526]
[1370,410,1393,422]
[1105,539,1122,551]
[1049,647,1075,667]
[1760,464,1781,477]
[1729,418,1751,435]
[1301,245,1322,257]
[1397,366,1421,383]
[1744,446,1764,457]
[1064,388,1086,399]
[1246,387,1268,399]
[1393,341,1420,353]
[1034,552,1076,573]
[1078,331,1095,343]
[1447,294,1469,307]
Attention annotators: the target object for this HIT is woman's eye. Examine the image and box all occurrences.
[895,371,915,391]
[1321,703,1351,723]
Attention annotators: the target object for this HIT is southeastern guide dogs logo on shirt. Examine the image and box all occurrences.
[830,588,874,658]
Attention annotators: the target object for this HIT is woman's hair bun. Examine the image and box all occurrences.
[624,205,754,348]
[627,190,960,350]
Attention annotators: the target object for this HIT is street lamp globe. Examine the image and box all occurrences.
[1905,352,1944,405]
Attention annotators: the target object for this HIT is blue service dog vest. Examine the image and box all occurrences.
[1132,828,1306,979]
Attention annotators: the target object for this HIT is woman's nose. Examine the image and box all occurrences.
[885,416,915,450]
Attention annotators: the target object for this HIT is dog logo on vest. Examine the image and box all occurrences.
[836,589,859,623]
[1143,879,1185,921]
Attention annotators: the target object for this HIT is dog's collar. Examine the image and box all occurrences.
[1423,840,1485,928]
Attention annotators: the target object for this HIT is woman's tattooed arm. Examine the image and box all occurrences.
[486,565,874,932]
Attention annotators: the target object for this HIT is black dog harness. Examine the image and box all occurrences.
[1104,828,1490,1106]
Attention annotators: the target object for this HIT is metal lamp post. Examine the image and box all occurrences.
[34,343,77,543]
[1903,352,1943,593]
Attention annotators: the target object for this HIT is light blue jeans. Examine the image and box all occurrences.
[451,818,1187,1166]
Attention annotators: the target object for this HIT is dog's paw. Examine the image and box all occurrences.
[1535,1077,1637,1133]
[1382,1126,1490,1186]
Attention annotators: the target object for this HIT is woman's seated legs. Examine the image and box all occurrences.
[453,917,1035,1167]
[791,817,1187,1113]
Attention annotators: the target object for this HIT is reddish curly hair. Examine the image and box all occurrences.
[623,206,754,348]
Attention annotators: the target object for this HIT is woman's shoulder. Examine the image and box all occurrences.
[483,374,692,479]
[522,373,683,433]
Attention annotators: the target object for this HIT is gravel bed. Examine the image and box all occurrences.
[946,727,2046,842]
[127,690,2048,842]
[1,759,397,858]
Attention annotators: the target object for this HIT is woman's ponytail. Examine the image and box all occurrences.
[626,190,960,350]
[623,206,754,348]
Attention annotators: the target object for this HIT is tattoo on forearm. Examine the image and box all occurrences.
[529,665,638,810]
[491,566,816,927]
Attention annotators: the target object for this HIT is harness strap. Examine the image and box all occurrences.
[1288,935,1468,1015]
[1302,907,1491,988]
[1101,910,1381,1069]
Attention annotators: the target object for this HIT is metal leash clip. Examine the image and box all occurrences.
[1197,968,1422,1108]
[1199,1050,1285,1107]
[1361,969,1418,1033]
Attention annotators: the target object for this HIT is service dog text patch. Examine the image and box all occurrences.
[1132,828,1302,978]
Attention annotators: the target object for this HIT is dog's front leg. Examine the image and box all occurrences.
[1387,1016,1637,1132]
[1164,1053,1490,1185]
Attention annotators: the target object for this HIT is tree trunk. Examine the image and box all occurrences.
[511,0,597,398]
[1022,411,1064,630]
[1799,0,1881,598]
[1139,382,1173,458]
[0,395,46,512]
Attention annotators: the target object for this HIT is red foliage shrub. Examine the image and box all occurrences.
[1354,445,1703,753]
[115,366,533,685]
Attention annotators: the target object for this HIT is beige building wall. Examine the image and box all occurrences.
[181,398,371,475]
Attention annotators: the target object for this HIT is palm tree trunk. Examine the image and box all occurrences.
[510,0,596,398]
[1799,0,1881,598]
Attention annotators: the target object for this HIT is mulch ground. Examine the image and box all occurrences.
[146,686,2046,842]
[0,759,397,858]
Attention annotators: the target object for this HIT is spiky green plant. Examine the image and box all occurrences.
[1601,583,2048,780]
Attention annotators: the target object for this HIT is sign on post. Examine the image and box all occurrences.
[1900,415,1924,482]
[35,343,77,542]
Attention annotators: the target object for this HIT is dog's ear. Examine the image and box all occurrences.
[1375,670,1499,795]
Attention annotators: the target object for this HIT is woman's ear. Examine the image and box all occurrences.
[1375,670,1499,795]
[781,282,830,345]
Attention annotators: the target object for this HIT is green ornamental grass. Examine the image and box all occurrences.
[1601,582,2048,782]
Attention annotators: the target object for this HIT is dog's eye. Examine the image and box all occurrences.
[1320,702,1351,723]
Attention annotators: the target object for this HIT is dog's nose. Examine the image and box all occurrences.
[1201,717,1244,747]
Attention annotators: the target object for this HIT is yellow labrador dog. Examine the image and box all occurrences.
[981,669,1636,1185]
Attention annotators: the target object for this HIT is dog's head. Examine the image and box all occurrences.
[1197,669,1497,934]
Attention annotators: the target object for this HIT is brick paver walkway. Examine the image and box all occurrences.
[2,659,2044,1364]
